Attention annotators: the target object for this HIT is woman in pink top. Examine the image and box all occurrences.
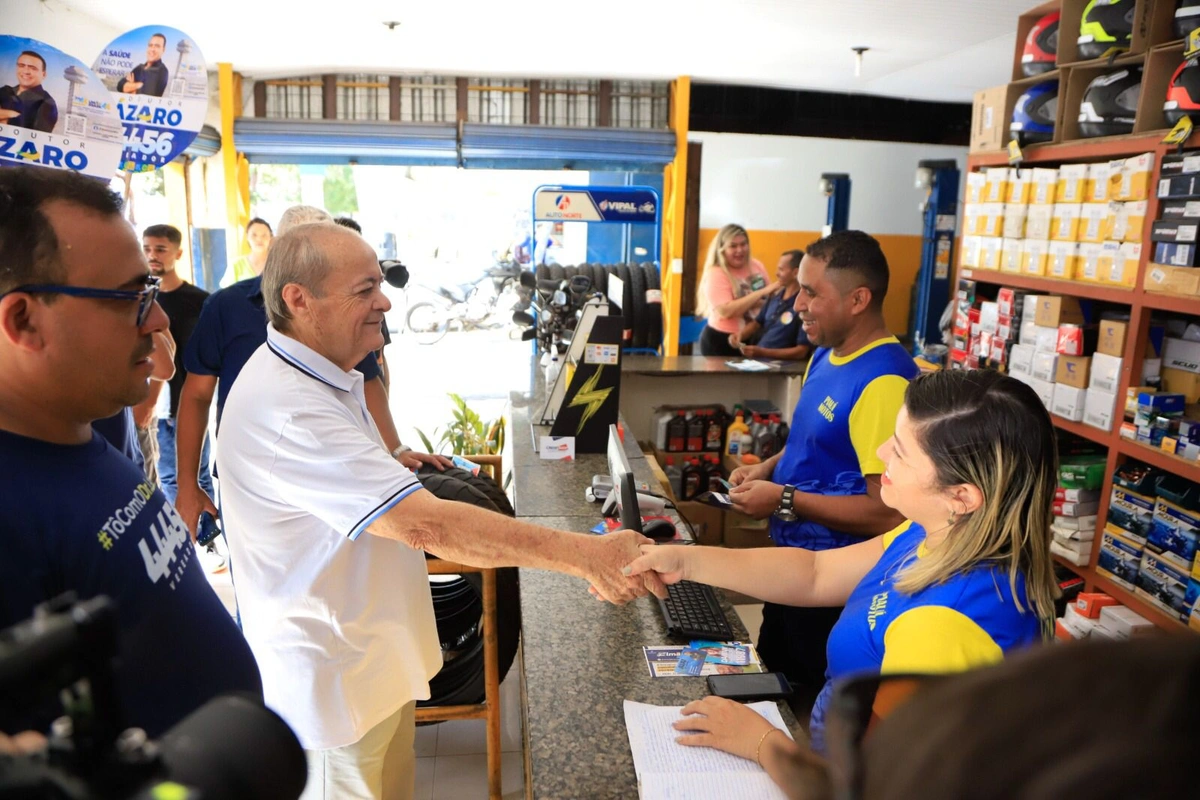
[696,224,778,356]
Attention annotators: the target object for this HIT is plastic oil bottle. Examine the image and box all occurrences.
[705,455,725,492]
[663,456,683,501]
[725,412,750,458]
[667,411,688,452]
[704,411,725,452]
[686,412,706,452]
[681,458,705,500]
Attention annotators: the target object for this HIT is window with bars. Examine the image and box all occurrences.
[336,74,389,121]
[539,80,599,127]
[467,78,528,125]
[263,76,324,119]
[611,81,669,129]
[396,76,458,122]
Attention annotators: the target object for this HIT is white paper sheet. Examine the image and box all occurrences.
[623,700,792,800]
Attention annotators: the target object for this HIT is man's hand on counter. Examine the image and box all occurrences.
[729,480,785,520]
[584,530,668,604]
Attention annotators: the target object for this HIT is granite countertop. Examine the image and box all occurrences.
[511,361,802,799]
[621,355,808,376]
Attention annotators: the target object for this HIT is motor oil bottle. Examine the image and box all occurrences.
[704,411,725,451]
[686,412,706,452]
[654,410,674,451]
[755,417,776,459]
[749,414,765,455]
[725,412,750,458]
[663,456,683,501]
[681,458,705,501]
[705,455,725,492]
[773,417,789,453]
[666,411,687,452]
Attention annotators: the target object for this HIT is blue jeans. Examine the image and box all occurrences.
[156,417,213,505]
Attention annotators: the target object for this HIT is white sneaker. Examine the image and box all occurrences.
[196,540,228,575]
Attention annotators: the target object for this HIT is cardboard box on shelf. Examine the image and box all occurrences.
[1151,218,1200,244]
[1096,526,1145,591]
[1080,203,1111,243]
[1075,592,1120,619]
[979,203,1006,238]
[1034,324,1060,354]
[1056,324,1096,357]
[1057,164,1088,204]
[1047,241,1080,279]
[1153,242,1200,267]
[966,171,987,204]
[1109,487,1157,543]
[1055,514,1098,532]
[1060,456,1107,490]
[1034,295,1085,328]
[1052,383,1087,421]
[1144,264,1200,296]
[1090,352,1123,393]
[1108,200,1147,242]
[1010,343,1036,376]
[1084,388,1118,431]
[1135,551,1191,620]
[1105,242,1140,287]
[1051,203,1083,241]
[979,237,1004,271]
[1032,350,1059,381]
[1021,239,1050,275]
[1026,204,1054,240]
[1054,498,1099,517]
[1162,367,1200,404]
[723,511,771,549]
[1098,320,1128,357]
[1146,498,1200,573]
[1030,377,1055,409]
[673,501,724,546]
[983,167,1010,203]
[1007,168,1033,204]
[1094,241,1120,284]
[970,85,1012,153]
[1163,337,1200,374]
[1095,604,1154,639]
[1056,355,1092,389]
[1159,199,1200,219]
[996,287,1026,318]
[1086,162,1111,203]
[963,204,983,236]
[1056,487,1101,504]
[1076,242,1105,282]
[1030,167,1058,205]
[1109,153,1155,202]
[1002,204,1028,239]
[960,235,982,269]
[1000,238,1024,273]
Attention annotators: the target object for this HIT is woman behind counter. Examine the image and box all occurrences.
[628,369,1059,791]
[696,224,779,356]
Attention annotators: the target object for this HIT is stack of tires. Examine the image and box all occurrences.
[414,465,521,708]
[535,262,662,350]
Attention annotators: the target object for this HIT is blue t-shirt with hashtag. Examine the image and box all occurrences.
[0,428,262,737]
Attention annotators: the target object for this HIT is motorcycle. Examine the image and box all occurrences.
[512,271,595,355]
[404,259,532,345]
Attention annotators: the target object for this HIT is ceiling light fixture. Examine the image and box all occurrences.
[383,21,401,31]
[852,46,869,78]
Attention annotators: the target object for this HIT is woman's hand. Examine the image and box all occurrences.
[673,696,778,761]
[623,543,689,585]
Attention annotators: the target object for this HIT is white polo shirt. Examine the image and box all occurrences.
[216,324,441,750]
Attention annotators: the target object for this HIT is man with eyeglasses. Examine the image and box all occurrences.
[0,166,262,740]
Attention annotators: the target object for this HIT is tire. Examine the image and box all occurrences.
[549,264,564,282]
[413,472,521,708]
[590,264,607,295]
[644,263,663,349]
[417,464,514,518]
[535,263,550,282]
[405,301,450,345]
[628,261,648,348]
[617,264,635,345]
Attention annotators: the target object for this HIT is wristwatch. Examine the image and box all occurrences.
[773,484,798,521]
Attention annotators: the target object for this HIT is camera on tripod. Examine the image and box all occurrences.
[0,594,306,799]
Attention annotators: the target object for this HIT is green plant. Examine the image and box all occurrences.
[415,393,505,457]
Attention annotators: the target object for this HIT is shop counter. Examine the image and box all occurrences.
[510,371,803,799]
[619,355,806,443]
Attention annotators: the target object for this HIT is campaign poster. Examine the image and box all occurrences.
[91,26,209,172]
[0,36,123,180]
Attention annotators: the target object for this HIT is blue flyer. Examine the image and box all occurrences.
[90,26,208,172]
[0,36,123,180]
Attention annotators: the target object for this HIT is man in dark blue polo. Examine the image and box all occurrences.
[729,249,811,361]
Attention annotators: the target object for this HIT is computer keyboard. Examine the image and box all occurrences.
[657,580,735,641]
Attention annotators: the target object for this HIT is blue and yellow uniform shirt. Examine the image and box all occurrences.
[809,520,1043,751]
[770,337,918,550]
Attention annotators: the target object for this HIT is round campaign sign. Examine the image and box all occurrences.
[91,26,209,172]
[0,36,123,179]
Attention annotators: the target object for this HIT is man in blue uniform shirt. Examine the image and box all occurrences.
[0,167,261,738]
[729,248,811,361]
[728,230,918,712]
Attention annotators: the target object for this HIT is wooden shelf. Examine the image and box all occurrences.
[1116,438,1200,482]
[1053,554,1091,578]
[961,270,1136,304]
[1140,290,1200,315]
[968,130,1175,167]
[1090,573,1189,632]
[1051,414,1115,447]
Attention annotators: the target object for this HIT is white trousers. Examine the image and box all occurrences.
[300,701,416,800]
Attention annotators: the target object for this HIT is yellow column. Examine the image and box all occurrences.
[162,160,193,282]
[661,76,690,356]
[217,63,245,268]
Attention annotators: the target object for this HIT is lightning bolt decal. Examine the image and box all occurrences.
[567,366,613,434]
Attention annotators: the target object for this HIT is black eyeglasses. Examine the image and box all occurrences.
[4,276,161,326]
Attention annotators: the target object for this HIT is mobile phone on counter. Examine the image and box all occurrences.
[706,672,792,701]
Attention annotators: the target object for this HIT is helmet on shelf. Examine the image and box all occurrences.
[1077,0,1136,61]
[1176,1,1200,40]
[1022,11,1061,77]
[1165,55,1200,126]
[1011,80,1059,145]
[1078,67,1142,138]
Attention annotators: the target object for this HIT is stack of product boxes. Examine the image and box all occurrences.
[1056,591,1153,640]
[1049,454,1101,567]
[1148,151,1200,298]
[961,156,1151,288]
[1095,462,1200,629]
[948,280,1024,373]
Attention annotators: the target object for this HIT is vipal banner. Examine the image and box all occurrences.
[91,25,209,172]
[0,36,123,179]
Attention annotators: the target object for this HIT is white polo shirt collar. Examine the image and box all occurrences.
[265,323,359,395]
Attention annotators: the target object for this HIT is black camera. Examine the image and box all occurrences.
[0,595,306,799]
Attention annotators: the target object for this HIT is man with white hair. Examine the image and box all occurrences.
[217,220,664,799]
[174,206,438,541]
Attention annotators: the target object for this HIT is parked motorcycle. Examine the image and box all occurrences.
[512,271,595,355]
[405,259,532,345]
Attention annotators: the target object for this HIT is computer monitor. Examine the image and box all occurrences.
[607,424,642,533]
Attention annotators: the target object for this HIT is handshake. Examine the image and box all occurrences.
[582,532,697,604]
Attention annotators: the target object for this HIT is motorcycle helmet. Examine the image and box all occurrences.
[1177,1,1200,40]
[1078,67,1142,138]
[1011,80,1059,145]
[1165,56,1200,126]
[1077,0,1136,60]
[1022,11,1060,77]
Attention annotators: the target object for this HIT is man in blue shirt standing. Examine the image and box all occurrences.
[0,166,261,739]
[728,248,811,361]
